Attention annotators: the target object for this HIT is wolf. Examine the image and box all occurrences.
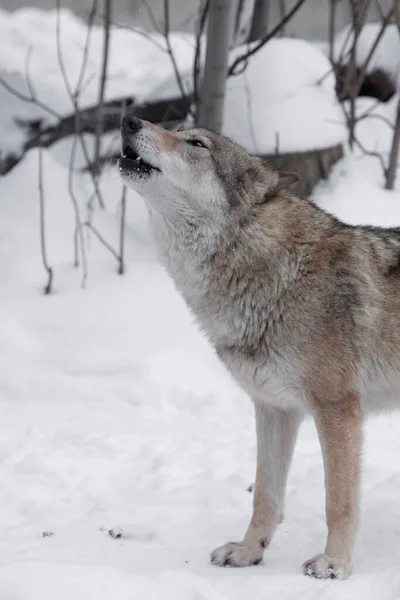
[119,115,400,580]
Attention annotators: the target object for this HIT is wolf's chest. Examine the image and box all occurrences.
[217,346,306,410]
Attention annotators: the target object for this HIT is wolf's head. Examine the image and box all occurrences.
[119,116,299,230]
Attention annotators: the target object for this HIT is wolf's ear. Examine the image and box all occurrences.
[249,160,279,197]
[275,171,301,193]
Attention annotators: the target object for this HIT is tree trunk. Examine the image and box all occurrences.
[385,100,400,190]
[197,0,235,132]
[249,0,269,42]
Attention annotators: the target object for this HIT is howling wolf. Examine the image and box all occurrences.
[119,115,400,580]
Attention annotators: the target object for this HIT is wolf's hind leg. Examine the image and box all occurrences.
[302,390,362,580]
[210,403,302,567]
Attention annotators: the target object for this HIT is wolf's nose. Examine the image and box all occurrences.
[122,116,142,133]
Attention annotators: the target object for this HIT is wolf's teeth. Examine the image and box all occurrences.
[121,151,127,158]
[135,156,141,163]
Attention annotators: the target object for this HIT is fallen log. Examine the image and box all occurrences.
[0,94,191,176]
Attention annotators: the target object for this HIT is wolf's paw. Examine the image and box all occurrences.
[302,553,351,580]
[210,541,263,567]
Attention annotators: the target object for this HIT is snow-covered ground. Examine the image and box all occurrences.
[1,7,400,600]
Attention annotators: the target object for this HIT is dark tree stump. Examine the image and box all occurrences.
[262,143,344,197]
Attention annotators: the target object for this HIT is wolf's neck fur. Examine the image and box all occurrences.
[149,201,317,350]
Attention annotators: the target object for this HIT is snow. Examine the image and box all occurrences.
[0,9,347,160]
[0,7,194,156]
[224,38,347,154]
[1,7,400,600]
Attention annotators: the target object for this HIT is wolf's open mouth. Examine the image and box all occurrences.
[121,145,161,174]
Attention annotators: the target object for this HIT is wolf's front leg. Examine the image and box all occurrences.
[210,403,302,567]
[303,390,362,580]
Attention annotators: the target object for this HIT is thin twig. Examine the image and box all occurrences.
[354,134,387,172]
[0,73,61,120]
[234,0,245,45]
[354,5,396,95]
[94,0,112,176]
[193,0,209,120]
[357,112,395,129]
[118,185,127,275]
[356,97,382,119]
[25,46,36,100]
[329,0,336,64]
[385,99,400,189]
[56,0,73,99]
[118,100,127,275]
[75,0,98,97]
[110,20,167,52]
[56,0,105,208]
[140,0,161,32]
[372,0,386,21]
[340,98,387,173]
[85,221,120,260]
[38,145,53,295]
[348,1,368,149]
[163,0,189,106]
[279,0,287,37]
[68,131,88,287]
[228,0,307,76]
[243,70,259,154]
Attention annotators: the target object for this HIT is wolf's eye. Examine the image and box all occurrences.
[186,139,207,148]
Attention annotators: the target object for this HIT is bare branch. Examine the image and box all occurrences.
[193,0,209,116]
[118,100,127,275]
[38,145,53,295]
[228,0,307,76]
[75,0,98,97]
[345,0,370,149]
[358,111,395,130]
[279,0,287,37]
[56,0,73,99]
[110,20,168,53]
[68,132,88,288]
[56,0,106,208]
[385,100,400,189]
[0,71,61,121]
[372,0,386,21]
[355,4,396,95]
[162,0,189,107]
[340,97,387,173]
[329,0,336,64]
[140,0,162,32]
[93,0,112,176]
[85,221,120,261]
[354,135,387,173]
[249,0,270,43]
[118,185,127,275]
[24,46,36,100]
[243,70,259,153]
[334,1,370,66]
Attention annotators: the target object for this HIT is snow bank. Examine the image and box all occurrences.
[0,7,193,156]
[333,23,400,88]
[223,38,347,154]
[0,9,348,160]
